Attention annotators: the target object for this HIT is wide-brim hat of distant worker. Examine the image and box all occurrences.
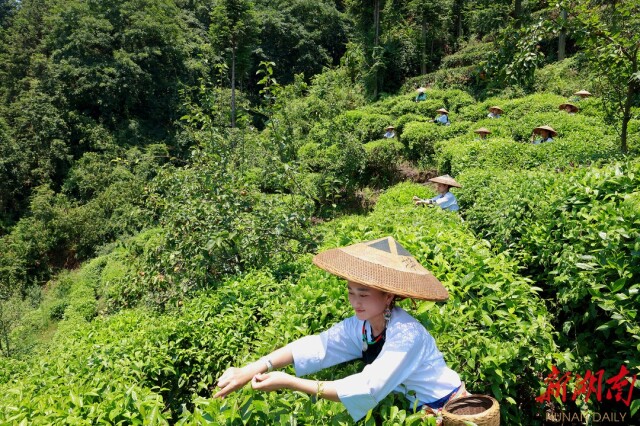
[385,125,395,130]
[416,87,427,93]
[533,125,558,137]
[428,174,462,188]
[488,106,503,114]
[574,90,592,97]
[313,236,449,301]
[559,103,579,113]
[474,127,491,135]
[436,108,449,114]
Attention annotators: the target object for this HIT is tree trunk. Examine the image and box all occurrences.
[373,0,380,98]
[621,71,636,153]
[514,0,522,28]
[421,19,428,75]
[558,9,567,60]
[231,46,236,129]
[373,0,380,48]
[454,0,464,43]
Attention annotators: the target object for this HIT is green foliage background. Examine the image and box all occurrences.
[1,0,640,424]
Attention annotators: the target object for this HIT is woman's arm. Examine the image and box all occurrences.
[214,346,294,398]
[251,372,341,402]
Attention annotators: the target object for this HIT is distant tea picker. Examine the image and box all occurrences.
[214,236,467,422]
[413,175,461,212]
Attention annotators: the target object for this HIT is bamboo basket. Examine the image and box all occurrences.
[442,394,500,426]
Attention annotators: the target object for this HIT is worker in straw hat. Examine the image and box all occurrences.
[413,175,461,212]
[214,236,466,422]
[530,125,557,144]
[415,86,427,102]
[474,127,491,140]
[383,125,396,138]
[559,103,579,115]
[487,106,503,119]
[433,108,450,126]
[573,89,592,101]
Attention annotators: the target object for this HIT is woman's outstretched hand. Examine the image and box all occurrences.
[214,366,255,399]
[251,372,293,392]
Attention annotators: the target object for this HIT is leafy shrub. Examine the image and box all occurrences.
[459,161,640,403]
[137,147,318,309]
[533,57,592,97]
[0,180,560,425]
[402,121,471,160]
[363,139,405,186]
[332,110,393,144]
[440,40,495,69]
[395,113,430,133]
[458,93,567,122]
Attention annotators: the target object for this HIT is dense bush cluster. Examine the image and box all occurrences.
[2,38,639,425]
[0,184,559,424]
[459,162,640,382]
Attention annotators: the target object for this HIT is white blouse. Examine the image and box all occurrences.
[287,307,461,421]
[428,192,459,212]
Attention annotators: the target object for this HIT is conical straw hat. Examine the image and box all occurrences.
[436,108,449,114]
[488,106,503,114]
[559,103,579,112]
[313,236,449,301]
[533,125,557,136]
[417,87,426,93]
[385,125,395,130]
[428,174,462,188]
[474,127,491,134]
[574,90,592,96]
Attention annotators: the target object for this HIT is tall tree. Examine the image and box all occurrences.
[407,0,450,75]
[567,0,640,152]
[346,0,385,97]
[210,0,257,128]
[252,0,348,87]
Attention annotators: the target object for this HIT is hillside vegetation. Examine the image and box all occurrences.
[1,0,639,424]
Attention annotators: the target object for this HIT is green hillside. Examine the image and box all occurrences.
[1,0,640,424]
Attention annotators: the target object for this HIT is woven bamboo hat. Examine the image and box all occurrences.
[475,127,491,134]
[312,236,449,301]
[428,174,462,188]
[488,106,503,114]
[533,125,557,136]
[436,108,449,114]
[574,89,592,97]
[385,125,395,130]
[559,103,579,113]
[417,87,426,93]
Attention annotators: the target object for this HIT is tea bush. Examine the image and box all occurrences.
[363,139,405,186]
[440,40,495,69]
[457,93,567,122]
[532,57,593,98]
[402,121,471,160]
[0,180,561,425]
[459,161,640,395]
[332,110,393,144]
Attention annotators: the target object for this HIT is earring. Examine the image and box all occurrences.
[383,306,392,322]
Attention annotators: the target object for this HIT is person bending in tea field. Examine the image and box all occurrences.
[530,125,557,144]
[415,86,427,102]
[412,175,461,212]
[572,89,592,101]
[486,106,502,119]
[433,108,450,126]
[214,236,466,422]
[474,128,491,140]
[383,125,396,138]
[559,103,578,115]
